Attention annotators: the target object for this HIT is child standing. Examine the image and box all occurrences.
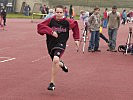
[37,5,80,91]
[88,7,101,52]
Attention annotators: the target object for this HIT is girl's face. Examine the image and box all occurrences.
[55,8,64,19]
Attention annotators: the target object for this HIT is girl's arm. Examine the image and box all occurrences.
[37,17,53,35]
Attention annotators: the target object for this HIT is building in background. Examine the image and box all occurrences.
[0,0,16,13]
[0,0,133,14]
[15,0,43,13]
[0,0,48,13]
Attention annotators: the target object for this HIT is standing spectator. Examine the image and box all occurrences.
[24,5,31,16]
[46,6,49,14]
[80,10,89,25]
[103,8,108,28]
[44,9,54,20]
[107,5,120,52]
[41,5,47,14]
[121,9,127,24]
[64,6,68,18]
[40,5,43,13]
[69,5,74,19]
[0,6,7,26]
[88,7,101,52]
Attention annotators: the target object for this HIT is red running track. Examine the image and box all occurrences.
[0,19,133,100]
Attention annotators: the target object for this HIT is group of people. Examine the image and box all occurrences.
[37,5,132,91]
[42,4,75,20]
[120,9,133,25]
[80,6,120,52]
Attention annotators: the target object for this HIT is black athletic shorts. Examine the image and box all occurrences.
[50,49,64,60]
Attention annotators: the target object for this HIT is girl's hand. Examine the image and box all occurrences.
[52,31,58,38]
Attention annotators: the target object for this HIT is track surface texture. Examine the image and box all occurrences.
[0,19,133,100]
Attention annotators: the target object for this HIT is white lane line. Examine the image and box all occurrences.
[0,58,16,63]
[0,47,11,51]
[0,57,10,58]
[32,56,49,63]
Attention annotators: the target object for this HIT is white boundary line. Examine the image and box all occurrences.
[0,57,10,58]
[0,58,16,63]
[32,55,49,63]
[0,47,11,51]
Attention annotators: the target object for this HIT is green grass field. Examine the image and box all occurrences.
[7,13,42,19]
[7,13,32,19]
[7,13,80,20]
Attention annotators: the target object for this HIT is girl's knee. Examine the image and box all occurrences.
[53,56,60,64]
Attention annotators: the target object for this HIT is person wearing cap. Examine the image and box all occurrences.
[107,5,120,52]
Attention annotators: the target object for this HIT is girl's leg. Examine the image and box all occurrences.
[48,49,68,90]
[50,56,60,83]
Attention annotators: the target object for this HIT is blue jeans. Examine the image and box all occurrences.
[88,31,100,50]
[108,28,118,50]
[103,19,108,28]
[25,11,30,16]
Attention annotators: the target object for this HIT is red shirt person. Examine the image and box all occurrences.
[37,5,80,91]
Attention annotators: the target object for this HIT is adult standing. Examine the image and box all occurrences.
[107,5,120,52]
